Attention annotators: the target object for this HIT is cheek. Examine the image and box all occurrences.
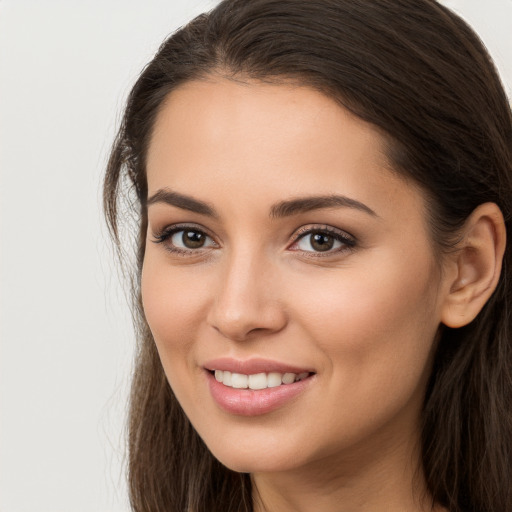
[294,250,441,399]
[140,254,216,414]
[140,253,210,360]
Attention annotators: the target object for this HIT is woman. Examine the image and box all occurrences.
[104,1,512,511]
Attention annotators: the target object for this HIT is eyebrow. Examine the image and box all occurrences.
[146,188,377,219]
[270,195,377,218]
[146,189,218,218]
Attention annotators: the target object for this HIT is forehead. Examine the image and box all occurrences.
[148,78,387,163]
[146,78,425,223]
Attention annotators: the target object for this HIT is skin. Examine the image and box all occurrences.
[140,77,495,512]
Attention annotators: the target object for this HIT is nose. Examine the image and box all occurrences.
[206,250,288,342]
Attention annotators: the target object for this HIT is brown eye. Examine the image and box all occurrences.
[293,228,355,254]
[162,228,216,251]
[152,225,217,254]
[180,230,206,249]
[309,233,335,252]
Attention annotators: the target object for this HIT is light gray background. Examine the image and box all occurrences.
[0,1,510,511]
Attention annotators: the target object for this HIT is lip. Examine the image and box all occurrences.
[203,357,314,375]
[203,358,316,416]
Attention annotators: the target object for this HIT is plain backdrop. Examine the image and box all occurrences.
[0,1,510,511]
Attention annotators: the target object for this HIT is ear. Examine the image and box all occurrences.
[441,202,506,328]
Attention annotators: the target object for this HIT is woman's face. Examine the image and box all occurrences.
[142,78,451,475]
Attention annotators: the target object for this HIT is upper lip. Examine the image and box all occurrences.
[203,357,314,375]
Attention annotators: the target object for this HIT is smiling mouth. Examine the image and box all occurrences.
[210,370,313,390]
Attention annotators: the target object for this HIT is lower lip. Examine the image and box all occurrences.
[206,371,314,416]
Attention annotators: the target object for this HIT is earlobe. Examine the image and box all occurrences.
[441,203,506,328]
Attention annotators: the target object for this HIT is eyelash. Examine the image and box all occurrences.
[151,224,217,256]
[290,225,356,256]
[151,224,357,257]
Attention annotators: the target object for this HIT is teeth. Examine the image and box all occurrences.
[248,373,267,390]
[281,372,296,385]
[231,373,248,388]
[267,372,282,388]
[213,370,311,389]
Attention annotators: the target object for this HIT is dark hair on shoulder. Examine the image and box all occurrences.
[103,1,512,511]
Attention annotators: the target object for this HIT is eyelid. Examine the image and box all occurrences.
[151,223,219,253]
[150,222,356,257]
[288,224,357,253]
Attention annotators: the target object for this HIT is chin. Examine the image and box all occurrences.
[213,450,299,474]
[201,430,311,474]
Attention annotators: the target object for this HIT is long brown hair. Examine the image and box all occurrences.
[104,1,512,511]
